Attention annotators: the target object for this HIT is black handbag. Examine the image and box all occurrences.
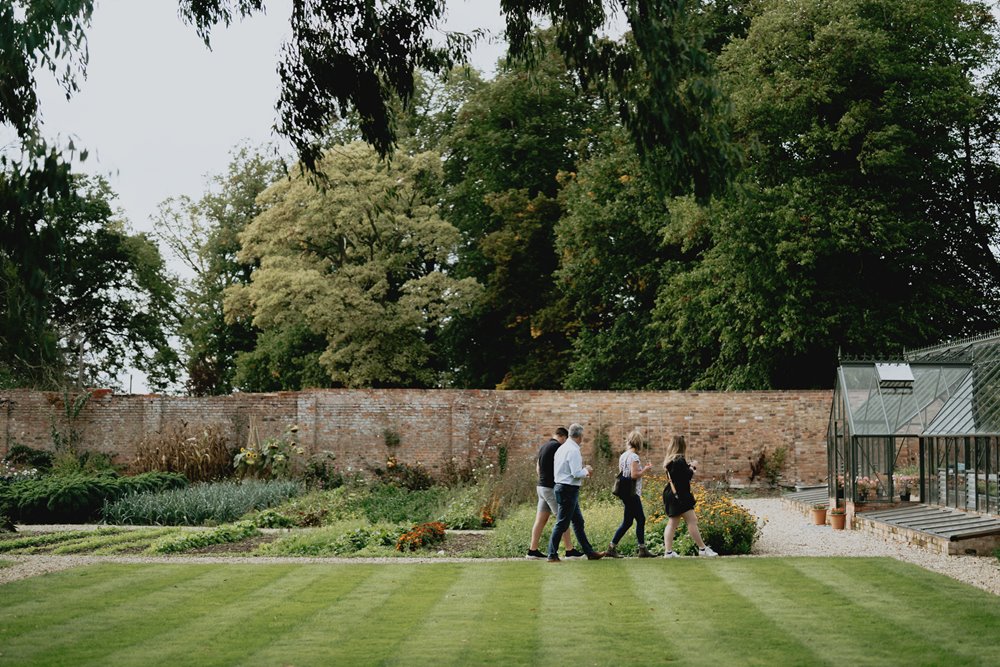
[612,471,635,499]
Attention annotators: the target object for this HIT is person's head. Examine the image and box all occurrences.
[662,435,686,468]
[568,423,584,442]
[554,427,569,443]
[625,429,643,451]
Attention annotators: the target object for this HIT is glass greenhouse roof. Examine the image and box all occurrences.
[836,332,1000,437]
[838,363,969,436]
[920,340,1000,436]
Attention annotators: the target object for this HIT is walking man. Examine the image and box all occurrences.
[526,427,576,559]
[547,423,603,562]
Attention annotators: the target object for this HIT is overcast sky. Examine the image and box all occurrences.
[26,0,514,393]
[34,0,509,238]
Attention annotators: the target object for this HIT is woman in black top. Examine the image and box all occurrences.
[662,435,718,558]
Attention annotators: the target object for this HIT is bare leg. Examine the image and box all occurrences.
[683,510,707,549]
[663,516,682,552]
[530,512,572,550]
[529,511,549,551]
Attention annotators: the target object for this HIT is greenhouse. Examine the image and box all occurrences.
[828,331,1000,515]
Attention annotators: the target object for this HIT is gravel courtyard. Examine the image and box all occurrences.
[2,498,998,595]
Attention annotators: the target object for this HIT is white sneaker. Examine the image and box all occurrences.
[663,550,680,558]
[699,546,718,557]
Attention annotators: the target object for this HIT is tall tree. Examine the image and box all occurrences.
[440,40,601,388]
[154,145,285,395]
[654,0,1000,389]
[554,129,682,389]
[225,142,480,388]
[1,174,178,389]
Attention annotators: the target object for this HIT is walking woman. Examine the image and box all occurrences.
[606,430,655,558]
[662,435,718,558]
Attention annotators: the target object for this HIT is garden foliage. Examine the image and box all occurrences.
[101,479,301,526]
[0,472,187,524]
[150,521,260,553]
[258,520,406,557]
[128,423,233,482]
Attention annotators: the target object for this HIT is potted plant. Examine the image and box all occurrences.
[855,476,879,502]
[897,475,913,501]
[810,504,828,525]
[829,507,847,530]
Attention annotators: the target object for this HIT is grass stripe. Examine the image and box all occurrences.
[715,558,984,666]
[387,563,501,665]
[3,559,999,666]
[460,563,545,665]
[239,564,428,666]
[0,562,202,628]
[787,558,1000,665]
[537,561,659,664]
[625,560,816,666]
[98,565,358,666]
[1,564,263,664]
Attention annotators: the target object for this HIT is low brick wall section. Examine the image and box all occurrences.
[0,389,832,485]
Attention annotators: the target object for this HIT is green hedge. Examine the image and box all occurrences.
[0,472,188,524]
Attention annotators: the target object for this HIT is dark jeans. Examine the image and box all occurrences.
[612,493,646,545]
[548,483,595,556]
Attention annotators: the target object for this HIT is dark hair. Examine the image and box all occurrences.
[554,427,569,438]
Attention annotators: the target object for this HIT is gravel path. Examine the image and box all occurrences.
[3,498,998,595]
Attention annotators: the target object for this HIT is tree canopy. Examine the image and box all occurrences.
[225,142,480,388]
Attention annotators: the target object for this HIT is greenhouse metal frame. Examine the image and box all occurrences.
[828,331,1000,515]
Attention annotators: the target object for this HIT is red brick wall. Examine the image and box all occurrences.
[0,389,832,485]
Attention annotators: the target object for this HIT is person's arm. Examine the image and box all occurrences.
[568,446,590,480]
[630,458,653,478]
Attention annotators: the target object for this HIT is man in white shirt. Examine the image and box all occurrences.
[547,423,604,562]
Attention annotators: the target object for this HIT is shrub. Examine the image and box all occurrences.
[301,450,343,489]
[763,447,787,488]
[2,458,40,484]
[244,489,350,528]
[258,521,406,556]
[438,485,489,529]
[128,423,234,482]
[373,455,435,491]
[102,479,302,526]
[0,472,187,524]
[665,485,764,555]
[358,483,450,524]
[3,444,53,472]
[396,521,446,552]
[50,449,120,476]
[151,521,260,553]
[233,424,304,480]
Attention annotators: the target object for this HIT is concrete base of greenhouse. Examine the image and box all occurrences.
[783,496,1000,556]
[852,513,1000,556]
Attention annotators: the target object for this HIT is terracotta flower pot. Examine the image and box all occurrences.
[810,508,827,525]
[830,512,847,530]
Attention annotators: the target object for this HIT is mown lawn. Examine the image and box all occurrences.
[1,558,998,666]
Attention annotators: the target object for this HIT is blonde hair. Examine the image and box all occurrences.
[662,435,686,469]
[625,429,644,450]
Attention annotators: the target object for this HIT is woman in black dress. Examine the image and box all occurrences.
[662,435,717,557]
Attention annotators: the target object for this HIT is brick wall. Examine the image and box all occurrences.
[0,388,832,485]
